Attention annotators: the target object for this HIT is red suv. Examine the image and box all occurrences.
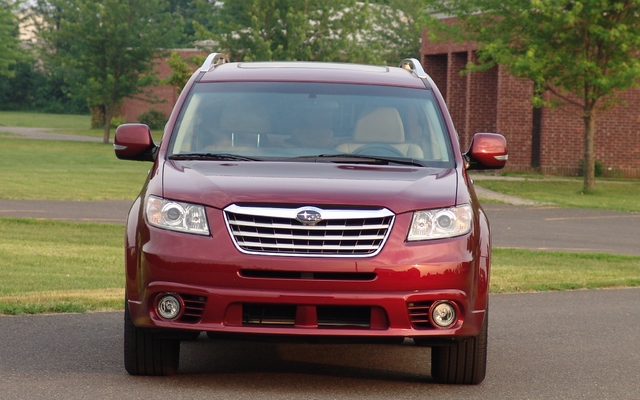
[115,53,507,384]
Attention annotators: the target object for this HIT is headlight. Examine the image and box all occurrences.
[407,205,472,241]
[145,195,210,235]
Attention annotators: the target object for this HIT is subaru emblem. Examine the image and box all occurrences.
[296,208,323,225]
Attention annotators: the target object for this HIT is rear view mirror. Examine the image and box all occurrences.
[114,124,157,162]
[464,133,508,170]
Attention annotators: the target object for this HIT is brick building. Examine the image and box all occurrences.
[421,28,640,178]
[119,49,206,124]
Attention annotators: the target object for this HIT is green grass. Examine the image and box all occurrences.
[0,218,124,314]
[0,138,150,200]
[0,217,638,315]
[491,248,640,293]
[0,110,163,140]
[0,110,103,138]
[0,111,91,129]
[476,178,640,212]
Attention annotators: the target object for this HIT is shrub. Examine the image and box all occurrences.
[110,116,126,128]
[137,109,167,130]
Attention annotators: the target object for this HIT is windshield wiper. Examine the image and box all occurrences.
[168,153,262,161]
[292,153,425,167]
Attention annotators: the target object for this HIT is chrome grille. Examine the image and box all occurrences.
[224,205,394,257]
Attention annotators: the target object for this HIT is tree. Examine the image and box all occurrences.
[368,0,428,64]
[0,0,23,78]
[35,0,182,143]
[425,0,640,191]
[193,0,425,65]
[162,51,205,94]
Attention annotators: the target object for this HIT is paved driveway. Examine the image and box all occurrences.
[1,288,639,399]
[482,203,640,256]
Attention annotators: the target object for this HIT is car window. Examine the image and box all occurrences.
[168,82,454,167]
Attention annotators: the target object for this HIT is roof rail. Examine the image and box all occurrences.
[399,58,427,79]
[199,53,229,72]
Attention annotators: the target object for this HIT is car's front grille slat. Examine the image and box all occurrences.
[231,220,391,231]
[233,231,387,241]
[224,205,394,257]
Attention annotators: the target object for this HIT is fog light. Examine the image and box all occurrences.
[157,294,182,320]
[431,301,456,328]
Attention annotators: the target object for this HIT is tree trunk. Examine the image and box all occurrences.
[103,105,113,144]
[582,110,596,192]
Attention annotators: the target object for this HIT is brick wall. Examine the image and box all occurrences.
[496,73,534,168]
[422,26,640,178]
[541,90,640,177]
[119,49,207,123]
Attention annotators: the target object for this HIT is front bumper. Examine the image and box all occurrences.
[126,210,489,340]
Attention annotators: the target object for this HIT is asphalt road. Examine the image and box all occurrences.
[1,288,639,399]
[1,199,638,255]
[482,203,640,256]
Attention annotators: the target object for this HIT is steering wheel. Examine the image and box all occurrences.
[352,143,405,157]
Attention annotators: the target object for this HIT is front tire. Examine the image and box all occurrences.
[124,301,180,376]
[431,308,488,385]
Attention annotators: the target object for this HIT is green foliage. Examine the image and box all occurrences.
[34,0,182,142]
[425,0,640,192]
[162,52,204,94]
[109,115,126,128]
[0,59,88,114]
[137,108,167,130]
[0,0,24,78]
[193,0,425,65]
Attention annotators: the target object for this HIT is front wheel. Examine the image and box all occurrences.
[430,308,488,385]
[124,301,180,376]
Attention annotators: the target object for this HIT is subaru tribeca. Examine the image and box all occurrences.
[114,53,508,384]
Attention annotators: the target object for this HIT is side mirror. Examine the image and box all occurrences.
[114,123,157,162]
[464,133,508,170]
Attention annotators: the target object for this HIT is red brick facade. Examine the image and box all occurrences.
[119,49,206,124]
[422,28,640,178]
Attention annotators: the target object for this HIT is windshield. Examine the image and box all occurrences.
[168,82,454,167]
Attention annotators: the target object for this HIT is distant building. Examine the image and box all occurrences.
[421,22,640,178]
[118,49,206,124]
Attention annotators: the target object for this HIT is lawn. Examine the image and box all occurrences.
[475,176,640,212]
[0,111,91,129]
[0,138,150,200]
[0,218,124,314]
[491,248,640,292]
[0,110,163,140]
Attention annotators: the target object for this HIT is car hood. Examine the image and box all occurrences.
[161,160,459,214]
